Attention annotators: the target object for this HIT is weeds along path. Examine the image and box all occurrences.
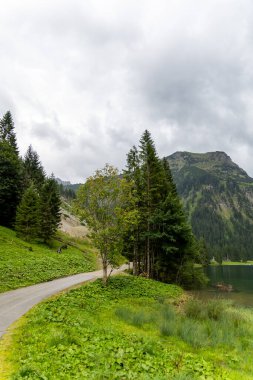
[0,265,127,339]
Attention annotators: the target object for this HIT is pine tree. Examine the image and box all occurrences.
[161,158,178,197]
[124,146,142,274]
[15,184,40,241]
[39,176,61,242]
[152,158,206,287]
[0,141,22,227]
[197,237,209,266]
[0,111,18,154]
[138,130,166,277]
[0,111,22,227]
[23,145,46,189]
[124,131,206,288]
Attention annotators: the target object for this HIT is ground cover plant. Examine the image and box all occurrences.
[0,226,96,293]
[2,275,253,379]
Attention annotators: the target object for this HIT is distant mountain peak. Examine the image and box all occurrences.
[167,151,249,181]
[169,150,231,161]
[166,150,253,261]
[56,178,71,186]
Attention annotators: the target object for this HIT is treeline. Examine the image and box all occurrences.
[174,165,253,262]
[192,201,253,262]
[58,184,76,200]
[0,111,61,242]
[123,131,206,287]
[76,130,207,288]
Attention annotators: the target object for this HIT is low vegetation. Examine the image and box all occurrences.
[0,226,96,293]
[2,275,253,379]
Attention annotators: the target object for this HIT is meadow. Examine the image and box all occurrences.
[2,275,253,379]
[0,226,96,293]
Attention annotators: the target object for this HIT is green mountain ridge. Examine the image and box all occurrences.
[166,151,253,261]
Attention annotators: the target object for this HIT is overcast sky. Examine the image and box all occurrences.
[1,0,253,182]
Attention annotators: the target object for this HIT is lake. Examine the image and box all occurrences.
[191,265,253,307]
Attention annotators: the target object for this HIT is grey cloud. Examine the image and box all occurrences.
[2,1,253,181]
[30,122,71,149]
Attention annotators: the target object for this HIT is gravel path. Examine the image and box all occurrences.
[0,266,127,338]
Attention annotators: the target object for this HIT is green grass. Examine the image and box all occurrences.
[0,226,97,293]
[2,275,253,379]
[222,261,253,265]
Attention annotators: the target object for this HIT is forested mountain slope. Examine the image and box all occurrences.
[166,151,253,261]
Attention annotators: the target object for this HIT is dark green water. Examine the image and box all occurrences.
[192,265,253,307]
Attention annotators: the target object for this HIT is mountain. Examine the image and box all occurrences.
[56,178,81,201]
[56,178,72,186]
[56,178,81,193]
[166,151,253,261]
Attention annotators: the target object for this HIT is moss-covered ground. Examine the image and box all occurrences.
[0,226,97,293]
[1,275,253,379]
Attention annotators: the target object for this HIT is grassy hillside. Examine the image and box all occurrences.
[167,151,253,261]
[1,275,252,379]
[0,226,97,293]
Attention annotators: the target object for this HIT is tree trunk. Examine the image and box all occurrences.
[147,232,150,277]
[102,260,108,285]
[133,243,137,275]
[146,161,151,278]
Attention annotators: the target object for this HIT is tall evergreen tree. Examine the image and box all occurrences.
[39,176,61,242]
[153,190,195,282]
[0,111,18,154]
[23,145,46,189]
[124,146,142,274]
[138,130,166,277]
[124,131,206,288]
[0,141,22,227]
[15,184,40,241]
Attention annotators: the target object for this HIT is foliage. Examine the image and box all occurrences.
[0,111,18,153]
[58,183,76,200]
[14,176,61,243]
[76,164,138,284]
[39,177,61,242]
[0,140,22,227]
[15,184,40,241]
[0,226,96,293]
[22,145,45,189]
[124,130,206,288]
[3,275,253,379]
[0,112,60,243]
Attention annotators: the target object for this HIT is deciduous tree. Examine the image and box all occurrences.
[76,164,138,285]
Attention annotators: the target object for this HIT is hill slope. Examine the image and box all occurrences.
[0,226,96,293]
[166,151,253,261]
